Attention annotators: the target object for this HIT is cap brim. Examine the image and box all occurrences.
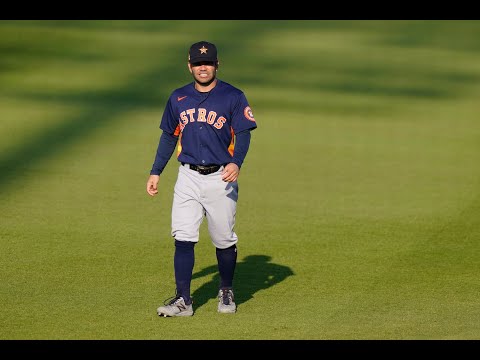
[189,57,217,63]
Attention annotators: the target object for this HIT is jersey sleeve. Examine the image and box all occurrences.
[149,131,178,175]
[231,129,251,168]
[231,92,257,134]
[159,96,179,135]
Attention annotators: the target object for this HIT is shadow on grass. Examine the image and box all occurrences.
[191,254,294,310]
[2,21,480,196]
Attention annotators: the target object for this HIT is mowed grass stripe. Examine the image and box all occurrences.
[1,20,480,339]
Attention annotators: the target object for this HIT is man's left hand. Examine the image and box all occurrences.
[221,163,240,182]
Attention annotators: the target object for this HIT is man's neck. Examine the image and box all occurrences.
[195,78,217,93]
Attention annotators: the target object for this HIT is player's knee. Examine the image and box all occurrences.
[172,230,199,242]
[212,237,238,249]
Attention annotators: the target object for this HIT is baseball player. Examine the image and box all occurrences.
[146,41,257,317]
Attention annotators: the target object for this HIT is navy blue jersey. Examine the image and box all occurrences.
[160,79,257,166]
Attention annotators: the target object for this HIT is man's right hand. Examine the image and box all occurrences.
[146,175,160,196]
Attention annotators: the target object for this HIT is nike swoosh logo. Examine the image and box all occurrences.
[177,96,187,101]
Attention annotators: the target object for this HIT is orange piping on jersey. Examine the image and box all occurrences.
[174,124,181,136]
[174,125,183,157]
[228,127,235,156]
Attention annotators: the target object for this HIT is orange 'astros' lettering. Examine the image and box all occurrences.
[178,108,226,130]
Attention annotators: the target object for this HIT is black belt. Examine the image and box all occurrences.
[182,163,221,175]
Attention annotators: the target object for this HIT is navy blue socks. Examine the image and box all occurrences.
[174,240,195,304]
[174,241,237,303]
[216,244,237,289]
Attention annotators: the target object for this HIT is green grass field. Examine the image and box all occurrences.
[1,20,480,340]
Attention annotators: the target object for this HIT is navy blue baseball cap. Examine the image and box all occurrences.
[188,41,218,63]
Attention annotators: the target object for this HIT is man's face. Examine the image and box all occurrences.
[188,61,218,85]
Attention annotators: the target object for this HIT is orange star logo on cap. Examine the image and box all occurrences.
[199,46,208,54]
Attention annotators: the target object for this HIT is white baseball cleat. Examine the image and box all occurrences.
[157,295,193,317]
[217,289,236,314]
